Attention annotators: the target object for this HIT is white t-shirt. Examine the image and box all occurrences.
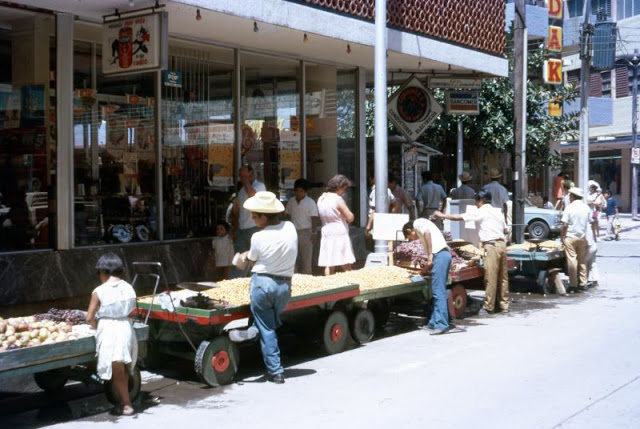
[369,185,396,209]
[285,196,319,230]
[561,200,590,239]
[460,203,506,242]
[412,218,448,254]
[212,235,234,267]
[237,180,266,229]
[248,221,298,277]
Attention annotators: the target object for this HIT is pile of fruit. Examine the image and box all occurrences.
[0,314,90,352]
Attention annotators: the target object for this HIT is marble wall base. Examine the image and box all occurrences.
[0,239,214,306]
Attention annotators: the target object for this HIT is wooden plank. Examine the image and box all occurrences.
[352,282,426,302]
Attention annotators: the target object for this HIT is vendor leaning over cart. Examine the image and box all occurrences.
[433,190,510,315]
[85,252,138,416]
[230,191,297,384]
[402,218,452,334]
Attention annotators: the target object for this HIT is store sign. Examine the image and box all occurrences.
[632,148,640,165]
[163,70,182,88]
[544,59,563,84]
[279,130,302,189]
[428,77,482,90]
[445,91,479,115]
[548,101,563,116]
[102,12,168,75]
[548,26,563,52]
[387,76,442,143]
[547,0,563,19]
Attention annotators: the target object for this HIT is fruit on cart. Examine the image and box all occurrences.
[0,315,92,352]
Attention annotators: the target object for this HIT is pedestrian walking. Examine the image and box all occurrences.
[433,190,510,315]
[587,184,606,242]
[552,172,565,208]
[560,187,591,293]
[415,171,447,229]
[603,190,619,241]
[285,179,320,274]
[450,171,476,200]
[85,252,137,416]
[229,191,297,384]
[402,219,452,334]
[317,174,356,276]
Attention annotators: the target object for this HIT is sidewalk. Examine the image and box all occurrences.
[603,213,640,240]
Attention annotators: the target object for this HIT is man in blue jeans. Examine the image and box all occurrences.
[229,191,298,384]
[402,218,452,335]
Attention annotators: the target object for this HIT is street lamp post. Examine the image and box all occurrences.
[617,50,639,220]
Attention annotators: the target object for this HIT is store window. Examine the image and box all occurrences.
[241,52,300,196]
[73,41,156,246]
[0,11,56,252]
[590,151,622,195]
[162,44,234,239]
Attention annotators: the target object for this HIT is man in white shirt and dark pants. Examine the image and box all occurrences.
[560,187,591,293]
[434,190,510,315]
[285,179,320,275]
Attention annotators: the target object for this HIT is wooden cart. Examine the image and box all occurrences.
[507,247,565,294]
[0,322,148,404]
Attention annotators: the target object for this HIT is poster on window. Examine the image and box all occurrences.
[102,12,168,76]
[134,119,155,162]
[107,115,127,158]
[279,130,301,189]
[207,123,235,187]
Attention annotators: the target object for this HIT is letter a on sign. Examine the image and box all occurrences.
[548,26,562,52]
[548,0,563,19]
[544,59,563,84]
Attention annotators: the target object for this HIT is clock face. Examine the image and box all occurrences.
[396,87,430,123]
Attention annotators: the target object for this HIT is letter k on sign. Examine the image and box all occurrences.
[544,59,563,85]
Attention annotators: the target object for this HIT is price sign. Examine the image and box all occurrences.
[632,147,640,165]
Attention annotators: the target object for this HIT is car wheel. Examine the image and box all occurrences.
[528,220,550,239]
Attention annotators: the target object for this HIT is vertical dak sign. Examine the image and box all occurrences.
[103,12,168,75]
[387,76,442,143]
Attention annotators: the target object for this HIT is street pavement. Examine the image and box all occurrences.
[1,214,640,429]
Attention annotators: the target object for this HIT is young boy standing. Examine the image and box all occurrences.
[604,190,619,241]
[212,221,235,280]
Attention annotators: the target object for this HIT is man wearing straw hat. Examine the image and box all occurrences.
[450,171,476,200]
[229,191,297,384]
[481,168,510,221]
[560,187,591,293]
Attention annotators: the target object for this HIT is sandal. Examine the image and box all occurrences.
[121,406,135,416]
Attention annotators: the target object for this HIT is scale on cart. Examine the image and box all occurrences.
[365,213,409,267]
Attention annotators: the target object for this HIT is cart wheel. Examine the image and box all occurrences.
[537,270,550,294]
[104,365,141,405]
[321,311,349,355]
[34,368,69,392]
[368,299,390,331]
[447,284,467,319]
[350,309,375,344]
[194,337,239,387]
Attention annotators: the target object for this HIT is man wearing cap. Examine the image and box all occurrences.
[229,191,297,384]
[433,190,510,315]
[415,171,447,229]
[450,171,476,200]
[481,168,510,222]
[560,187,591,293]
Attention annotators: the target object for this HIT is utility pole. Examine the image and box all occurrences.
[578,0,592,195]
[373,0,389,254]
[512,0,527,244]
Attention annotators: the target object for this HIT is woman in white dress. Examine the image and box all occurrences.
[86,252,137,416]
[317,174,356,275]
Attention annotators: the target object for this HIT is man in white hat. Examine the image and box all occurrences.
[450,171,476,200]
[560,187,591,293]
[229,191,297,384]
[481,168,510,222]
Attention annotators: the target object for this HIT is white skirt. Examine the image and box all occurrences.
[95,318,138,380]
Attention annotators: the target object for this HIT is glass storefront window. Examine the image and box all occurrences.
[73,41,156,246]
[162,45,234,239]
[0,11,56,251]
[241,52,300,196]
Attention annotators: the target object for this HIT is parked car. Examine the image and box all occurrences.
[524,199,563,239]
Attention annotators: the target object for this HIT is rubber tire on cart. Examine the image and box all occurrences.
[194,337,239,387]
[34,368,69,392]
[368,299,390,331]
[321,311,349,355]
[104,365,142,405]
[350,309,375,344]
[447,284,468,319]
[537,270,551,294]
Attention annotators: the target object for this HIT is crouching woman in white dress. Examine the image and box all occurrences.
[86,252,137,416]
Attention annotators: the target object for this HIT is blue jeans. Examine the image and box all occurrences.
[249,273,292,375]
[427,249,452,330]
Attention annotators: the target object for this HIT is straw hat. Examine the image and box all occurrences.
[243,191,284,213]
[568,187,584,198]
[488,168,503,180]
[458,171,472,182]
